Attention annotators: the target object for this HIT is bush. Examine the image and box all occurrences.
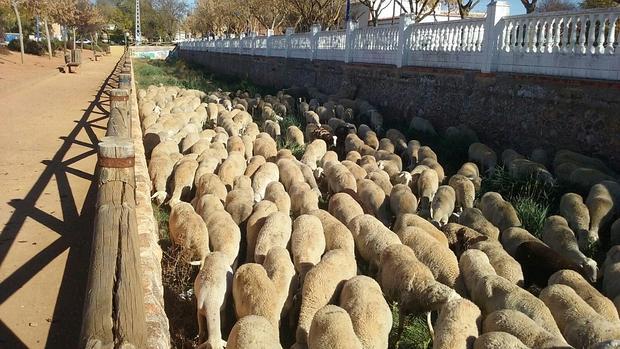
[8,38,46,56]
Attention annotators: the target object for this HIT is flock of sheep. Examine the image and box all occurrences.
[137,83,620,349]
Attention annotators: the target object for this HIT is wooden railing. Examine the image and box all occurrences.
[79,48,147,349]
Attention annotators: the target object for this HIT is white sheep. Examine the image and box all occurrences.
[602,245,620,312]
[390,184,418,217]
[586,181,620,244]
[254,211,293,264]
[264,181,291,215]
[457,162,481,191]
[253,135,278,161]
[291,215,326,284]
[232,264,279,331]
[218,151,247,190]
[195,173,228,203]
[309,209,356,256]
[168,155,199,206]
[347,214,402,271]
[458,207,500,240]
[418,168,440,214]
[295,249,357,346]
[378,244,461,341]
[449,174,475,211]
[245,200,279,263]
[473,332,529,349]
[468,142,497,174]
[263,246,297,321]
[290,181,320,217]
[224,175,254,225]
[431,185,456,227]
[251,162,280,203]
[194,252,233,349]
[549,269,619,322]
[169,202,209,264]
[203,208,241,267]
[308,305,362,349]
[542,215,598,282]
[471,240,524,286]
[482,309,569,349]
[479,192,521,232]
[393,213,450,247]
[540,284,620,348]
[433,298,481,349]
[560,192,592,250]
[459,249,562,337]
[399,226,463,293]
[356,178,391,226]
[339,275,392,349]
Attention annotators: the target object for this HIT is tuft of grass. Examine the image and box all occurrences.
[280,113,304,130]
[389,304,432,349]
[152,203,171,242]
[512,197,549,238]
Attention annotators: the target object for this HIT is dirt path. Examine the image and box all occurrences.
[0,47,123,348]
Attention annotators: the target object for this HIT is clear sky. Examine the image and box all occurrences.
[474,0,527,15]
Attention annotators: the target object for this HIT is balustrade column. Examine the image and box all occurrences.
[285,27,294,59]
[344,20,358,63]
[482,0,511,73]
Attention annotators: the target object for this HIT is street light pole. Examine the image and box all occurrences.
[345,0,351,22]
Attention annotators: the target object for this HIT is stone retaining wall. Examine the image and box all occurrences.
[181,50,620,171]
[130,62,171,348]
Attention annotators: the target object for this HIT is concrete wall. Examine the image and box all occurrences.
[180,50,620,171]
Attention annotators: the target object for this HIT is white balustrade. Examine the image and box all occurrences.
[497,7,619,79]
[316,31,346,61]
[178,3,620,81]
[350,25,400,64]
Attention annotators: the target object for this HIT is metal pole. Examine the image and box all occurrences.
[135,0,142,45]
[345,0,351,22]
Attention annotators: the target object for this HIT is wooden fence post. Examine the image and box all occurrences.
[119,73,131,91]
[80,136,147,348]
[110,89,130,112]
[106,107,130,138]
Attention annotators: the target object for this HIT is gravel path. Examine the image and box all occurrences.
[0,47,123,348]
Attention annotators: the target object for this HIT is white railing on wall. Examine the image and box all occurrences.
[180,1,620,81]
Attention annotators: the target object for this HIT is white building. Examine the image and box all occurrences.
[349,0,485,27]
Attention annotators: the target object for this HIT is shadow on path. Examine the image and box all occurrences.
[0,59,123,348]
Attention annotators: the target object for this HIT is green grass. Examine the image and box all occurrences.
[389,304,432,349]
[512,197,549,238]
[133,58,275,96]
[152,203,171,242]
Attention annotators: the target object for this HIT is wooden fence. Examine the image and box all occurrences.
[80,48,147,349]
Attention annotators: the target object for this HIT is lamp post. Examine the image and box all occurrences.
[345,0,351,22]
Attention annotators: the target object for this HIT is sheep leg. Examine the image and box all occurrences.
[426,311,435,341]
[197,309,207,343]
[206,304,225,349]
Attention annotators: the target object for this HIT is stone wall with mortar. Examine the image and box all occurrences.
[130,63,171,348]
[180,50,620,171]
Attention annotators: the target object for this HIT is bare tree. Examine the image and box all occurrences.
[521,0,537,13]
[394,0,442,22]
[358,0,392,26]
[457,0,480,18]
[247,0,292,31]
[288,0,344,31]
[537,0,576,11]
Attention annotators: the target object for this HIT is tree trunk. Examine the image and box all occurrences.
[11,1,24,64]
[44,18,52,59]
[73,27,76,50]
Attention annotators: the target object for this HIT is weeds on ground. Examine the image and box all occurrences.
[133,58,274,96]
[389,304,433,349]
[153,203,198,348]
[512,197,549,238]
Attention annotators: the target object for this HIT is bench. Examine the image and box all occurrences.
[58,49,82,73]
